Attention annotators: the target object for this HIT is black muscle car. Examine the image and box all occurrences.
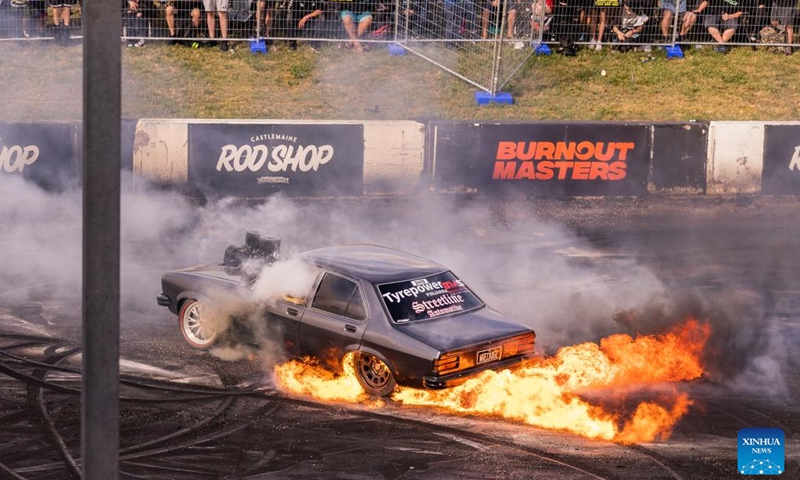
[157,232,536,396]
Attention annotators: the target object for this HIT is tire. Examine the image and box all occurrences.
[178,299,219,350]
[354,352,396,397]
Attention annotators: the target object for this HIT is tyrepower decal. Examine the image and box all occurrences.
[493,141,635,181]
[378,272,482,322]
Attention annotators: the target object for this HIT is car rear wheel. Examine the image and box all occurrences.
[354,352,396,397]
[178,299,218,350]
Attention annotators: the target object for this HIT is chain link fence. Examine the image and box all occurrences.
[1,0,797,92]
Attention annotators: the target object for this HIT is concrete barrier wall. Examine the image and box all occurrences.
[706,122,765,195]
[132,119,426,196]
[6,119,800,196]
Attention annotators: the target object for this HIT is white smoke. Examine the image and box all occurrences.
[0,173,794,399]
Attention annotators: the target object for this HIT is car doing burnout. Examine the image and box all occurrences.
[157,232,536,396]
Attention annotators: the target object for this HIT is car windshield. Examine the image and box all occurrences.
[378,271,484,323]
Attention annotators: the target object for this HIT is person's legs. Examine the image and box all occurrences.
[707,26,723,42]
[597,8,606,44]
[166,4,177,35]
[352,12,372,50]
[506,7,516,38]
[679,11,696,36]
[720,26,736,42]
[218,11,227,39]
[341,10,359,47]
[661,8,673,38]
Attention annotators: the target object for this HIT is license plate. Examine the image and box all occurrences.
[476,347,502,364]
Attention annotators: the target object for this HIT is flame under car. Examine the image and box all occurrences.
[157,233,536,396]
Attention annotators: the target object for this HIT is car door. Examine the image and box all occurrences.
[300,271,368,370]
[255,264,320,358]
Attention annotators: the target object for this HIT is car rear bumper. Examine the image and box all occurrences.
[422,355,529,389]
[156,293,171,307]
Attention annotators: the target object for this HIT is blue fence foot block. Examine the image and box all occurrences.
[534,43,551,55]
[388,43,406,56]
[666,45,683,58]
[250,40,268,54]
[475,91,514,105]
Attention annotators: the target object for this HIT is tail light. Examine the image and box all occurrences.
[504,332,535,357]
[433,353,460,375]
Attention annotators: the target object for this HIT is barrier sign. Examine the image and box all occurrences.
[432,122,650,196]
[0,122,78,191]
[188,123,364,197]
[762,125,800,195]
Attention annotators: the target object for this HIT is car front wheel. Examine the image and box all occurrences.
[354,352,396,397]
[178,299,219,350]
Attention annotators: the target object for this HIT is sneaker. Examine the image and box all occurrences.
[638,45,652,52]
[588,38,597,48]
[134,39,146,48]
[220,40,229,52]
[289,40,297,50]
[167,34,176,46]
[694,43,705,49]
[126,41,134,48]
[512,41,525,49]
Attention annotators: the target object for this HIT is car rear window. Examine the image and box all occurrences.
[378,271,483,323]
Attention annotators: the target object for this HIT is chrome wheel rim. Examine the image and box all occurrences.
[182,302,216,347]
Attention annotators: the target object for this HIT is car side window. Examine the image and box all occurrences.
[312,273,366,321]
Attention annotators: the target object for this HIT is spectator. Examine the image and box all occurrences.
[9,0,27,39]
[49,0,79,45]
[480,0,499,39]
[769,0,796,54]
[585,0,609,50]
[123,0,155,47]
[528,0,554,37]
[338,0,373,51]
[444,0,480,46]
[659,0,699,43]
[551,0,586,44]
[297,0,325,50]
[743,0,768,45]
[166,0,204,44]
[480,0,521,40]
[400,0,431,38]
[271,0,301,50]
[611,0,648,51]
[695,0,745,52]
[256,0,271,38]
[205,0,231,51]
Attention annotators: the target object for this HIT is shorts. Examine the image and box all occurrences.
[661,0,686,15]
[169,0,202,17]
[203,0,228,11]
[704,13,738,30]
[771,4,797,26]
[340,10,372,22]
[28,0,47,14]
[48,0,77,6]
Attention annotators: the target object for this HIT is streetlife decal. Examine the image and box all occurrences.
[188,123,364,197]
[378,272,484,323]
[481,123,650,196]
[737,428,784,475]
[762,125,800,195]
[0,122,78,191]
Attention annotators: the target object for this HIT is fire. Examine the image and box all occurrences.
[274,318,711,444]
